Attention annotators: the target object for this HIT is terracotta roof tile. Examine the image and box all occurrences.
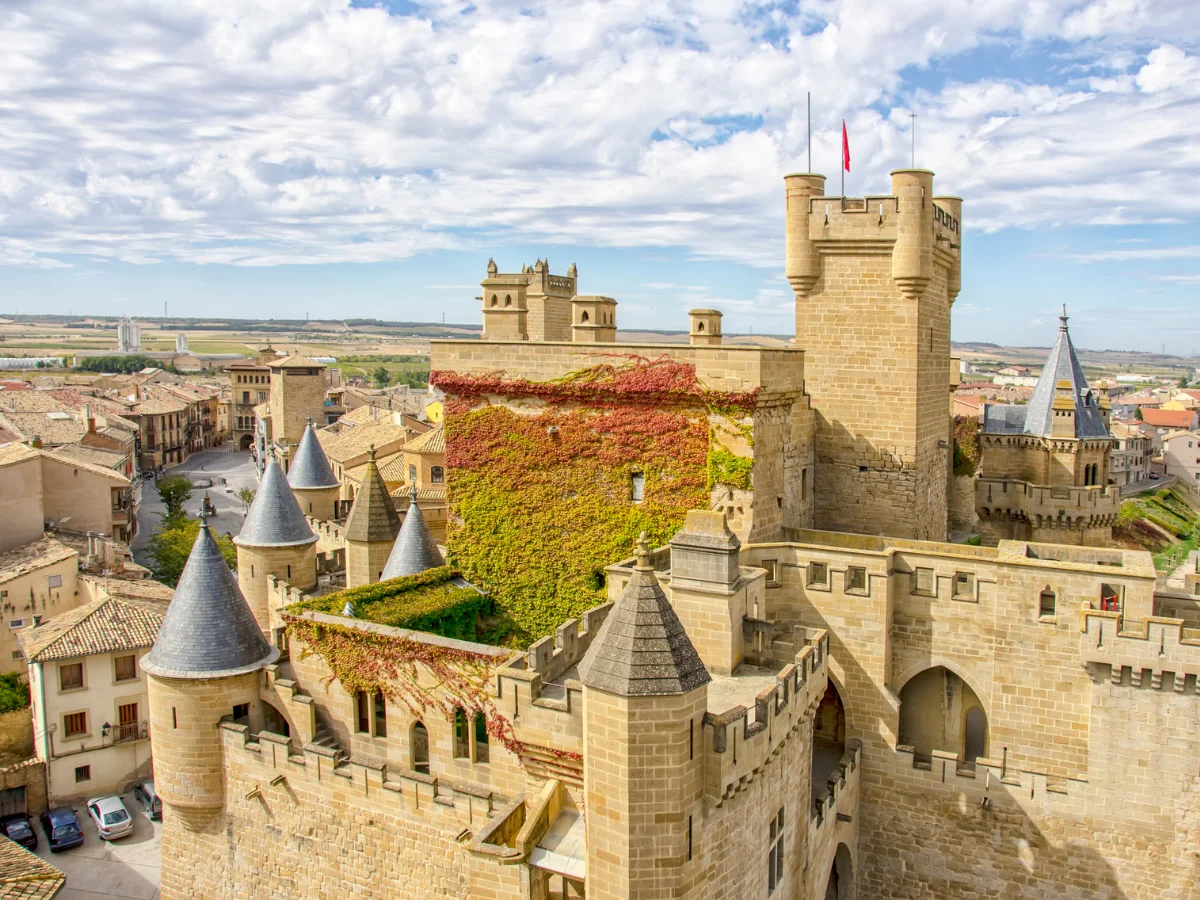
[403,424,444,455]
[17,592,169,663]
[0,838,65,899]
[0,538,76,586]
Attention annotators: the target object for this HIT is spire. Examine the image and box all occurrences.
[1060,304,1069,332]
[234,458,317,548]
[380,486,445,580]
[142,523,278,678]
[287,418,338,490]
[578,533,711,697]
[1007,312,1109,440]
[344,445,400,544]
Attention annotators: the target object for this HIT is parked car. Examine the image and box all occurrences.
[1149,472,1160,479]
[133,780,161,820]
[86,796,134,841]
[39,808,83,852]
[0,814,36,850]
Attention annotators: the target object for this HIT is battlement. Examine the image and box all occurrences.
[702,629,830,805]
[305,514,346,555]
[218,719,505,827]
[1080,609,1200,691]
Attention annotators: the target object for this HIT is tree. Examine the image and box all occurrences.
[146,517,237,587]
[156,476,194,524]
[373,365,392,387]
[1135,407,1144,421]
[236,487,256,514]
[1179,375,1190,389]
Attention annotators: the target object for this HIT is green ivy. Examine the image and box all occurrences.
[707,445,754,490]
[287,567,492,643]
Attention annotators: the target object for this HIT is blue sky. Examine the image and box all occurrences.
[1,1,1199,352]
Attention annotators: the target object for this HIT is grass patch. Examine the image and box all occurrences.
[1116,490,1200,570]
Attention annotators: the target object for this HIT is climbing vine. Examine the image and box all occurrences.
[431,355,758,644]
[953,416,981,476]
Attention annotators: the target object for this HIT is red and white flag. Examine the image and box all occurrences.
[842,120,851,172]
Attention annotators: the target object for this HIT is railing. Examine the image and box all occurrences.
[112,722,147,744]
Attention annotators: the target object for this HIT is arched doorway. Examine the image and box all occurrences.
[823,843,855,900]
[898,666,987,766]
[812,682,846,801]
[411,721,430,774]
[262,701,290,737]
[239,433,254,451]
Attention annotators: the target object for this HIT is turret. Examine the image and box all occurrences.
[233,456,318,632]
[570,296,617,343]
[141,518,278,830]
[688,309,723,346]
[343,446,401,587]
[481,265,529,341]
[287,415,341,521]
[783,172,826,300]
[578,534,710,900]
[380,487,444,580]
[890,169,935,300]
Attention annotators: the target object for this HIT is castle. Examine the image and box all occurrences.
[142,170,1200,899]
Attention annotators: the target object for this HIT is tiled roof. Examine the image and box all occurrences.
[317,421,407,465]
[0,444,40,469]
[345,450,406,486]
[235,459,317,548]
[127,396,188,415]
[578,536,711,697]
[17,592,169,663]
[38,450,130,484]
[0,412,87,446]
[48,445,125,471]
[0,538,76,585]
[1141,408,1197,428]
[267,355,326,369]
[0,838,65,899]
[142,524,278,679]
[390,485,446,504]
[403,424,444,455]
[344,449,401,544]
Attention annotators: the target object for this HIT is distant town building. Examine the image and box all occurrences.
[175,333,189,354]
[1109,420,1154,487]
[116,317,141,354]
[1161,430,1200,485]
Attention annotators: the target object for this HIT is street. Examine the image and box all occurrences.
[131,448,261,569]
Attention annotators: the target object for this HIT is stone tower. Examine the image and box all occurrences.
[380,486,444,580]
[343,446,401,587]
[570,296,617,343]
[976,309,1117,545]
[267,355,327,466]
[480,258,578,341]
[578,534,711,900]
[233,456,318,632]
[141,520,278,836]
[785,170,962,541]
[287,416,341,521]
[688,309,723,346]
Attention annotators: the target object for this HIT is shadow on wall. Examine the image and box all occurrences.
[795,605,1134,899]
[823,842,854,900]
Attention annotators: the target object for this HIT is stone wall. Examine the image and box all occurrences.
[948,473,978,535]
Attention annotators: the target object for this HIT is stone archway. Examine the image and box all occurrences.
[823,842,855,900]
[812,681,846,802]
[898,665,988,766]
[239,433,254,451]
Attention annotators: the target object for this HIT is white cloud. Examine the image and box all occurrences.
[1153,274,1200,283]
[1069,246,1200,262]
[1,0,1200,271]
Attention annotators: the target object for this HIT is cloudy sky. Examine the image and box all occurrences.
[2,0,1200,352]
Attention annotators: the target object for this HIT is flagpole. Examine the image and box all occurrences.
[841,119,845,199]
[807,92,811,173]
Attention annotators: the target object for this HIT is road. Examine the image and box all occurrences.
[130,448,261,569]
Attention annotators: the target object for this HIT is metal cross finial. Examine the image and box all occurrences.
[410,482,419,504]
[368,443,376,462]
[1060,304,1069,331]
[635,531,651,569]
[199,493,214,526]
[910,112,917,168]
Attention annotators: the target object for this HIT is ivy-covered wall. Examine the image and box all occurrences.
[433,355,757,645]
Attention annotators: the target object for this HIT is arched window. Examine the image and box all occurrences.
[1039,587,1056,617]
[490,294,498,307]
[411,721,429,774]
[581,310,590,323]
[697,321,705,332]
[373,690,387,738]
[504,294,512,307]
[474,712,490,763]
[430,466,444,484]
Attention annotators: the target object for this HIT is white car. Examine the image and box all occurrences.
[86,796,134,841]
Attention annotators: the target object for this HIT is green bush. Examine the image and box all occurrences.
[0,674,30,713]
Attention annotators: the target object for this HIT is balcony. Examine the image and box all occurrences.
[111,721,148,744]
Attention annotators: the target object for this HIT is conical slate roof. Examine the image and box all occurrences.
[234,458,317,548]
[578,535,711,697]
[381,489,444,580]
[983,308,1109,440]
[142,523,278,679]
[288,419,338,490]
[344,447,401,543]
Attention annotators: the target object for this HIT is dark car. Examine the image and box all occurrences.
[0,814,36,850]
[133,780,161,820]
[38,807,83,852]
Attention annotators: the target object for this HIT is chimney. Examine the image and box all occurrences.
[31,615,41,628]
[29,436,42,449]
[83,403,95,433]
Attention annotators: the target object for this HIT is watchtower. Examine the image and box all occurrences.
[784,169,962,541]
[688,309,723,346]
[287,416,341,521]
[343,446,401,587]
[570,295,617,343]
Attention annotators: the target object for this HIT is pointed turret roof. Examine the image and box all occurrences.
[381,488,444,580]
[234,457,318,548]
[578,534,711,697]
[344,446,401,544]
[288,417,339,490]
[142,522,278,679]
[982,307,1110,440]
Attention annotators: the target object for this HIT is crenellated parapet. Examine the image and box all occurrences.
[1080,609,1200,691]
[702,628,830,804]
